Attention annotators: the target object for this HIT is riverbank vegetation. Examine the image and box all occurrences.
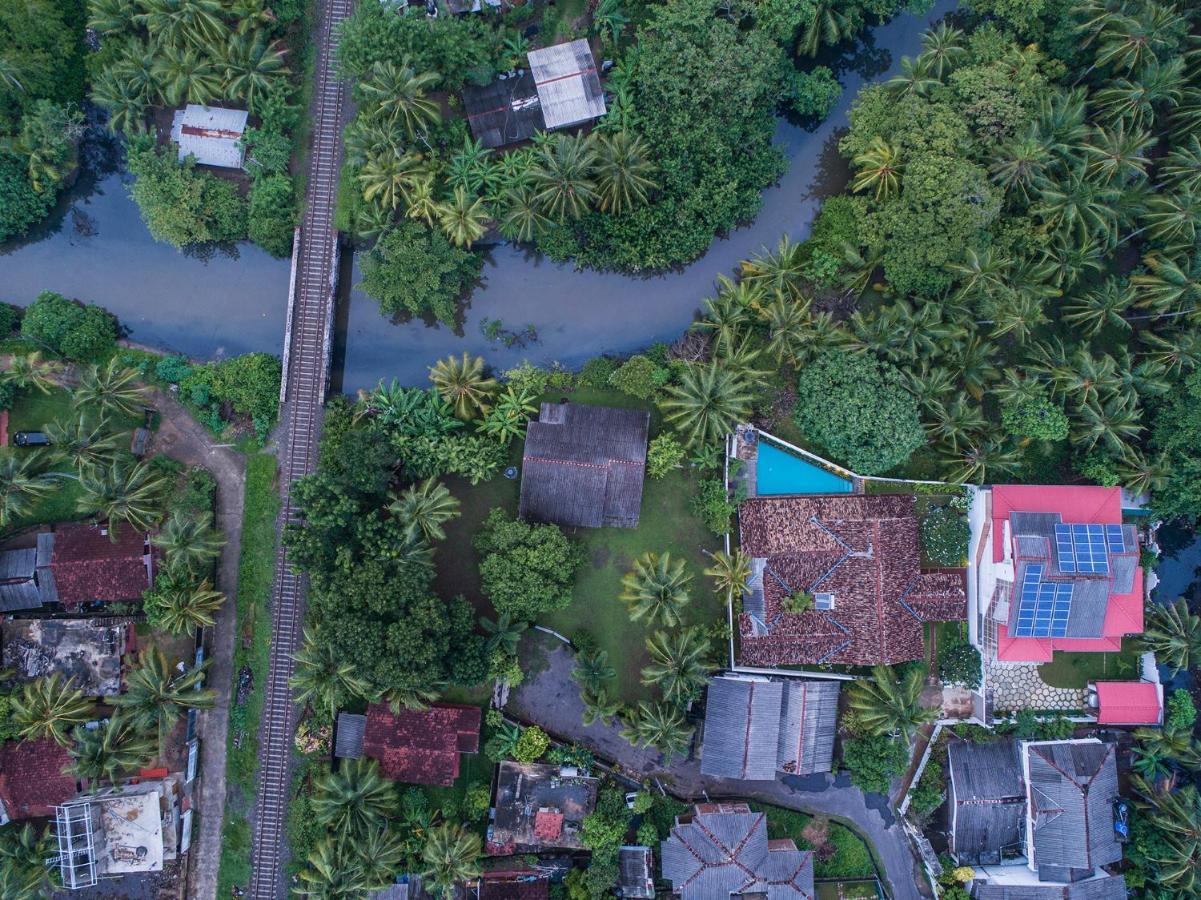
[86,0,306,256]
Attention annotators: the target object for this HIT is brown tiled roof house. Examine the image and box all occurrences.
[0,737,76,822]
[351,703,481,785]
[45,522,154,607]
[738,495,966,666]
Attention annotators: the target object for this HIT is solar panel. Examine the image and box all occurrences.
[1053,524,1076,573]
[1106,524,1125,553]
[1070,524,1110,574]
[1013,578,1075,638]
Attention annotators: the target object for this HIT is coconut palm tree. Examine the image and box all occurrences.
[0,822,56,900]
[109,649,214,755]
[222,33,289,106]
[382,682,442,714]
[1132,254,1201,314]
[74,360,145,418]
[593,131,657,213]
[1062,278,1134,337]
[45,415,123,476]
[1095,7,1184,73]
[847,665,937,744]
[885,55,940,99]
[703,549,751,600]
[1133,725,1201,773]
[387,478,460,544]
[532,133,597,221]
[87,0,139,35]
[437,186,489,248]
[660,363,753,450]
[91,69,148,134]
[619,551,692,627]
[1162,135,1201,192]
[77,459,168,535]
[481,612,528,656]
[312,756,396,838]
[1140,598,1201,675]
[761,292,811,366]
[69,713,157,785]
[149,578,227,634]
[571,648,616,693]
[3,352,58,394]
[295,836,375,898]
[581,686,621,727]
[152,45,222,106]
[1034,168,1121,246]
[359,59,441,137]
[939,436,1023,484]
[1094,56,1186,126]
[851,138,903,201]
[1083,124,1154,185]
[988,135,1052,201]
[422,823,482,900]
[1072,395,1143,455]
[358,150,425,211]
[918,22,967,78]
[0,451,56,527]
[928,397,989,452]
[499,187,550,242]
[152,509,226,578]
[1141,190,1201,250]
[741,236,807,300]
[355,827,409,891]
[797,1,851,57]
[1115,448,1172,497]
[620,700,694,760]
[11,673,93,746]
[1131,776,1201,893]
[136,0,228,47]
[429,353,496,420]
[290,626,372,721]
[641,627,712,705]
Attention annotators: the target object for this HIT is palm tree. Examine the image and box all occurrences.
[344,116,406,169]
[1083,124,1154,184]
[1141,191,1201,251]
[851,138,903,201]
[0,451,56,527]
[358,151,425,211]
[354,827,409,891]
[532,133,597,221]
[136,0,228,47]
[1093,57,1185,125]
[45,415,122,476]
[406,174,442,227]
[1133,725,1201,773]
[77,459,168,535]
[640,627,712,705]
[152,509,226,578]
[295,836,375,898]
[703,549,751,600]
[422,823,483,900]
[988,135,1052,201]
[479,385,538,443]
[481,612,528,656]
[437,186,489,249]
[69,713,156,785]
[222,33,289,106]
[388,478,460,544]
[499,187,550,242]
[152,45,222,106]
[149,579,227,634]
[660,363,753,449]
[87,0,139,35]
[429,353,496,420]
[382,682,442,713]
[847,665,937,744]
[359,59,441,137]
[312,757,397,838]
[761,292,811,366]
[1095,8,1183,73]
[619,551,692,627]
[885,55,940,99]
[91,69,148,134]
[581,686,621,727]
[1115,447,1172,497]
[918,22,967,78]
[74,359,145,418]
[571,648,616,693]
[593,131,657,213]
[1072,395,1142,455]
[939,436,1022,484]
[3,352,58,394]
[797,1,850,57]
[11,673,93,746]
[1132,254,1201,313]
[620,701,694,760]
[741,236,807,300]
[1162,135,1201,193]
[1131,776,1201,893]
[109,649,214,755]
[1062,278,1134,337]
[1140,598,1201,675]
[0,822,56,900]
[290,626,372,721]
[1034,168,1121,246]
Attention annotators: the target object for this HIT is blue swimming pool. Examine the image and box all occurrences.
[756,442,854,495]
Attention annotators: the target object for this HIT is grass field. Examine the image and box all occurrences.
[1037,638,1141,689]
[216,454,280,897]
[436,386,723,703]
[749,802,880,880]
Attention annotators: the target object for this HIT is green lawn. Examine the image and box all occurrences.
[1037,638,1141,689]
[217,454,280,897]
[436,386,723,703]
[748,802,879,880]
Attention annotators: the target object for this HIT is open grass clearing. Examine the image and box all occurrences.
[1037,638,1141,689]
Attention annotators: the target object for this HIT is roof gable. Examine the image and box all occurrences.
[0,737,76,820]
[1025,740,1121,878]
[948,740,1025,865]
[49,523,152,606]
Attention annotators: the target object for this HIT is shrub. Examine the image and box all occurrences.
[181,353,282,437]
[243,127,292,179]
[20,290,117,360]
[646,433,684,478]
[1166,689,1196,731]
[0,152,53,242]
[908,760,945,820]
[578,356,618,387]
[0,382,16,412]
[358,219,481,326]
[784,66,841,119]
[1001,388,1069,442]
[794,351,923,474]
[690,478,736,535]
[635,821,658,847]
[127,141,247,248]
[921,506,970,566]
[155,355,194,384]
[938,640,982,689]
[248,175,297,257]
[464,783,491,820]
[0,303,19,336]
[608,355,661,399]
[841,734,907,795]
[1076,450,1121,487]
[513,725,549,763]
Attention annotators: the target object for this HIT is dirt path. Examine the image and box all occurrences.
[148,389,247,900]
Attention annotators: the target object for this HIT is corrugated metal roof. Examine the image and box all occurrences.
[948,740,1025,866]
[1094,681,1161,725]
[335,712,366,759]
[170,105,248,168]
[462,72,542,148]
[0,548,42,611]
[527,40,606,130]
[972,874,1127,899]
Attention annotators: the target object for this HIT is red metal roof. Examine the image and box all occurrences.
[362,702,481,785]
[0,737,76,820]
[1095,681,1162,725]
[50,522,152,606]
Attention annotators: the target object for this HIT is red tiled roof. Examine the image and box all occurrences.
[0,737,76,820]
[50,522,152,606]
[1095,681,1162,725]
[362,702,481,785]
[533,810,563,841]
[737,495,966,667]
[480,876,550,900]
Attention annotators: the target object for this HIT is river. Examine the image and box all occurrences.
[1,1,956,393]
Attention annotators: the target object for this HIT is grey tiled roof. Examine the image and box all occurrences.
[948,740,1025,866]
[335,712,366,759]
[0,548,42,611]
[972,874,1127,899]
[1025,741,1122,880]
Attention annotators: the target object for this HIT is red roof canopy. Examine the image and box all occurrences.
[533,810,564,841]
[0,737,76,820]
[362,702,481,785]
[1095,681,1162,725]
[50,522,152,606]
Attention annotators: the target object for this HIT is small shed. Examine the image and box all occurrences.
[1092,681,1162,725]
[334,712,367,759]
[170,105,249,168]
[527,39,607,131]
[462,71,543,149]
[616,846,655,899]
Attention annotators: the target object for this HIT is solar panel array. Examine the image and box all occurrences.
[1053,523,1113,575]
[1014,564,1074,637]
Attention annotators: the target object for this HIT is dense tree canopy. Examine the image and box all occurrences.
[474,509,582,620]
[358,221,482,325]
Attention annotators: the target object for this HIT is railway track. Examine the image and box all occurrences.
[248,0,353,896]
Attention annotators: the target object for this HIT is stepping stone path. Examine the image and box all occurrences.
[986,660,1086,712]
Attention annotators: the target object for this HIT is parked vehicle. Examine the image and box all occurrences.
[13,431,50,447]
